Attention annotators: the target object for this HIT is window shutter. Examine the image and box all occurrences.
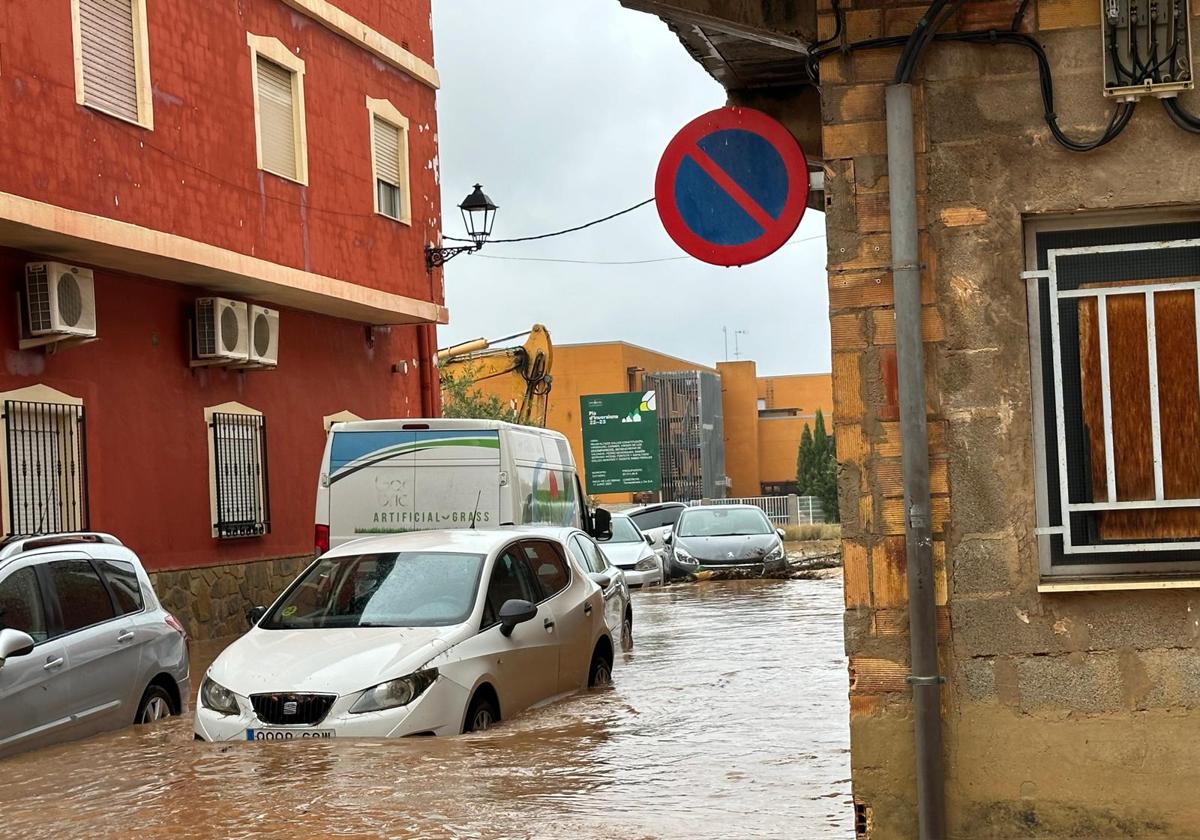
[373,116,402,186]
[257,58,298,179]
[78,0,140,122]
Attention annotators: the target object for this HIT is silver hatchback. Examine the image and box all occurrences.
[0,533,190,760]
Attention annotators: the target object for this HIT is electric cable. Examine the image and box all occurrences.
[442,198,655,244]
[894,0,952,84]
[1163,97,1200,133]
[813,0,845,50]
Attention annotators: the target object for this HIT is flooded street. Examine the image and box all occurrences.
[1,577,851,840]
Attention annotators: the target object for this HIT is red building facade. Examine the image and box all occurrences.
[0,0,445,636]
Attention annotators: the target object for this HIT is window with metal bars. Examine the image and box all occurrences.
[211,412,270,539]
[1026,218,1200,576]
[2,401,89,537]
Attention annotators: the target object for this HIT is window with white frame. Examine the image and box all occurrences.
[248,34,308,184]
[0,387,89,537]
[1025,217,1200,577]
[206,404,270,539]
[71,0,154,128]
[367,97,411,224]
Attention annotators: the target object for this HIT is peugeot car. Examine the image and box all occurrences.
[664,505,788,578]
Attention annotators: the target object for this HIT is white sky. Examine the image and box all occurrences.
[431,0,831,377]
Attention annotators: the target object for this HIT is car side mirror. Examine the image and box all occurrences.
[589,571,613,590]
[246,606,267,628]
[663,530,674,545]
[644,533,654,545]
[0,628,35,667]
[589,508,613,541]
[777,528,787,540]
[498,599,538,637]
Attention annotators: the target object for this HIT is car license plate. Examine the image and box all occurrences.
[246,729,334,741]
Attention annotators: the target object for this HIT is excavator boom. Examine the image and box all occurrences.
[438,324,553,426]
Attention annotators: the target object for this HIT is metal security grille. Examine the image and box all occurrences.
[644,371,726,502]
[1026,219,1200,574]
[79,0,140,122]
[256,57,298,179]
[211,413,270,538]
[3,401,89,536]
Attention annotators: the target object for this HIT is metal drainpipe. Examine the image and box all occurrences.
[884,82,947,840]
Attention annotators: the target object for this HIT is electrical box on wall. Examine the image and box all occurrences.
[1103,0,1194,100]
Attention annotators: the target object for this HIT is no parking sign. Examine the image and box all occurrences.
[655,107,809,267]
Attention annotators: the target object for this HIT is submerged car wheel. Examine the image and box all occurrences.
[588,651,613,688]
[136,684,175,725]
[621,610,634,652]
[464,692,500,733]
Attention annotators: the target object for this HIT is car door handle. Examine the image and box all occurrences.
[543,618,555,630]
[583,603,593,615]
[43,657,64,671]
[117,630,135,643]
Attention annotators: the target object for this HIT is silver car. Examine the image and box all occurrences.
[0,533,190,759]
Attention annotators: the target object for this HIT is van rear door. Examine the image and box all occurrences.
[328,429,501,544]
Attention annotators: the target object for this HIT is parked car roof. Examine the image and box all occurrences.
[625,501,687,515]
[0,532,126,564]
[325,528,531,558]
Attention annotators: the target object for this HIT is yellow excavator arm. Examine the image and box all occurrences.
[438,325,553,426]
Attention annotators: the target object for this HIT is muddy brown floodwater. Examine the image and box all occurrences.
[1,577,851,840]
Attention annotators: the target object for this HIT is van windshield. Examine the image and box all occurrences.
[262,552,485,629]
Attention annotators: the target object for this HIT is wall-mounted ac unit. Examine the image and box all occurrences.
[247,305,279,367]
[194,297,249,363]
[24,262,97,339]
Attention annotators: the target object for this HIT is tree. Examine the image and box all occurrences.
[439,367,515,422]
[795,409,840,523]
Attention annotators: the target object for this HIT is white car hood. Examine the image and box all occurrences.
[602,541,653,568]
[210,625,463,696]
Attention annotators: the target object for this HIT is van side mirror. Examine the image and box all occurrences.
[589,508,613,541]
[0,628,35,667]
[499,599,538,637]
[246,606,267,627]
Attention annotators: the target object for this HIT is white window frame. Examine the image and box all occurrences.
[70,0,155,129]
[205,401,269,539]
[1024,210,1200,579]
[0,385,87,538]
[366,97,411,224]
[247,33,309,185]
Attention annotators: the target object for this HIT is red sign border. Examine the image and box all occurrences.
[655,107,809,267]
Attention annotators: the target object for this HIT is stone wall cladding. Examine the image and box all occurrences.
[805,0,1200,836]
[150,555,312,641]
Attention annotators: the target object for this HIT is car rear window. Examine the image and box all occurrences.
[97,559,144,614]
[630,505,685,530]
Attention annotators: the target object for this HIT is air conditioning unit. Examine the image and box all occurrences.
[24,262,97,339]
[194,297,249,363]
[247,305,279,367]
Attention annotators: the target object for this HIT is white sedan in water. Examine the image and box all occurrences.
[194,530,615,741]
[595,514,664,588]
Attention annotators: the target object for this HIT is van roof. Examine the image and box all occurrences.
[330,418,568,439]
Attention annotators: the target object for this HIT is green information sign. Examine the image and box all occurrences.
[581,391,661,494]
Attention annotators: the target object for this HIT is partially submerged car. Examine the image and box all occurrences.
[624,502,687,557]
[595,514,663,589]
[664,506,788,578]
[194,529,615,742]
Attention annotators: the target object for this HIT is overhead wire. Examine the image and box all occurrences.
[443,198,656,244]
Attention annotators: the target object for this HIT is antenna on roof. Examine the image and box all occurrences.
[469,490,483,530]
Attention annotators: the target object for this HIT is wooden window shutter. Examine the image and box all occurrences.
[79,0,140,122]
[257,58,298,179]
[373,117,403,187]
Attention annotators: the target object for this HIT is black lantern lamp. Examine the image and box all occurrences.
[426,184,498,270]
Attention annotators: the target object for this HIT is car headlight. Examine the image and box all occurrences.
[674,545,698,565]
[635,556,658,571]
[350,668,439,714]
[766,544,786,562]
[200,676,239,716]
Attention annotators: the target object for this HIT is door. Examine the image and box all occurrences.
[46,556,139,732]
[522,540,592,693]
[0,563,71,756]
[569,534,622,641]
[479,547,558,715]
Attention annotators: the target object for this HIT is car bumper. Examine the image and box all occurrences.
[674,557,789,575]
[192,676,470,741]
[619,567,663,589]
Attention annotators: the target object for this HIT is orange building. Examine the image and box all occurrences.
[475,340,831,504]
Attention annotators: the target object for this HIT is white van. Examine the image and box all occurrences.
[314,419,605,553]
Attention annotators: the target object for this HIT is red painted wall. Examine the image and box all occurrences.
[0,0,440,302]
[0,247,425,572]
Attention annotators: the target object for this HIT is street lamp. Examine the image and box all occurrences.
[425,184,498,271]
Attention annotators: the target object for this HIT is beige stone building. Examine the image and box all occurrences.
[622,0,1200,837]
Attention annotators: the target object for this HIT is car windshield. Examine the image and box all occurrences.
[261,551,485,629]
[677,508,773,538]
[604,517,643,543]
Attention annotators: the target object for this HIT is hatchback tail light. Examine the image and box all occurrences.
[315,524,330,556]
[164,612,187,638]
